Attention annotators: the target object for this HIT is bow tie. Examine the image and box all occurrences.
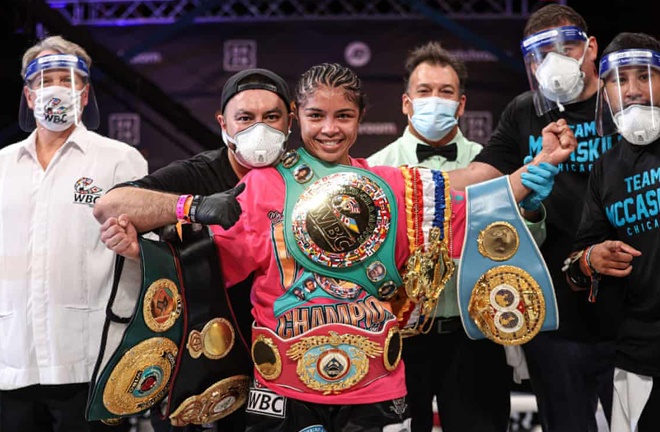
[416,143,458,162]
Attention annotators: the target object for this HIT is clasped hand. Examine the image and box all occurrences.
[520,156,559,211]
[539,118,578,165]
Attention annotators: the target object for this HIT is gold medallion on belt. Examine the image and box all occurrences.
[291,172,391,268]
[286,331,381,395]
[252,335,283,381]
[143,278,182,333]
[168,375,251,426]
[103,337,178,415]
[187,318,235,360]
[468,265,545,345]
[477,221,519,262]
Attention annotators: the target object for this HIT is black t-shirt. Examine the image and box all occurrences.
[574,139,660,376]
[475,91,622,341]
[133,147,240,196]
[130,146,251,330]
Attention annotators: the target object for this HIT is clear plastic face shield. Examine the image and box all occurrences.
[596,49,660,145]
[19,53,100,132]
[521,26,589,115]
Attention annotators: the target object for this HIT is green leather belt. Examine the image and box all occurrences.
[277,148,403,300]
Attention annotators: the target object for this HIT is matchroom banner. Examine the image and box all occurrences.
[91,19,528,168]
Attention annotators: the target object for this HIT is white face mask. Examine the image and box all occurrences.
[222,122,288,168]
[32,85,83,132]
[614,105,660,146]
[535,52,586,104]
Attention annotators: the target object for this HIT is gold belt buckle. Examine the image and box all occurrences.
[286,331,380,395]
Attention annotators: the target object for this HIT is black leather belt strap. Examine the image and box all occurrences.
[435,317,462,334]
[163,224,252,417]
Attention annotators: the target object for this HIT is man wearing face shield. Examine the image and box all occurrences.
[0,35,148,431]
[565,32,660,432]
[442,4,620,432]
[18,43,101,133]
[92,68,293,432]
[522,24,592,114]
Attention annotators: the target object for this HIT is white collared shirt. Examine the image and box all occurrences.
[0,125,147,389]
[367,126,483,170]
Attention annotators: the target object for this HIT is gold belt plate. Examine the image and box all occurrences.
[468,265,545,345]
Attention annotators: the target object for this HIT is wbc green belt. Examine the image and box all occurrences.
[86,238,183,422]
[276,148,403,300]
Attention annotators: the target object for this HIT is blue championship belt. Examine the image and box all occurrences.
[276,148,403,300]
[457,176,558,345]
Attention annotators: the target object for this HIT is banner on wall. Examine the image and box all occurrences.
[93,19,528,167]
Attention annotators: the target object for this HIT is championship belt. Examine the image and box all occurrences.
[86,225,251,426]
[390,166,455,337]
[457,176,558,345]
[251,321,402,396]
[276,148,403,300]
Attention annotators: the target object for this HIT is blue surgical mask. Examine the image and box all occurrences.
[409,96,459,141]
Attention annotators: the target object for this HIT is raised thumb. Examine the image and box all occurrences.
[229,182,246,197]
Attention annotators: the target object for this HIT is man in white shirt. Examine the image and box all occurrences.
[0,35,147,431]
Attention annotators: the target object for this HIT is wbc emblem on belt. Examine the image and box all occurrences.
[291,172,391,268]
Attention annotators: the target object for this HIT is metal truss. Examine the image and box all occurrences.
[46,0,563,26]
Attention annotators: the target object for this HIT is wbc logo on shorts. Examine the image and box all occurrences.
[73,177,103,206]
[245,387,287,418]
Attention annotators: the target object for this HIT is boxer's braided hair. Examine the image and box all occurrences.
[294,62,367,118]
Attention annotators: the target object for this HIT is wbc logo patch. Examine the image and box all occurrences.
[73,177,103,206]
[245,386,287,418]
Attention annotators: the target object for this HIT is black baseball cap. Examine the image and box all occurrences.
[220,68,292,113]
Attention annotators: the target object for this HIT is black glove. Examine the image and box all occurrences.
[188,183,246,228]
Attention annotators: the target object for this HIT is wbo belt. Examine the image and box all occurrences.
[456,176,558,345]
[277,148,403,301]
[86,224,251,426]
[251,322,402,396]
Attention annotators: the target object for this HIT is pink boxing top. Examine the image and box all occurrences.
[211,156,466,405]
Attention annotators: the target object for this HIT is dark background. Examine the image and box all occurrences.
[1,0,656,169]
